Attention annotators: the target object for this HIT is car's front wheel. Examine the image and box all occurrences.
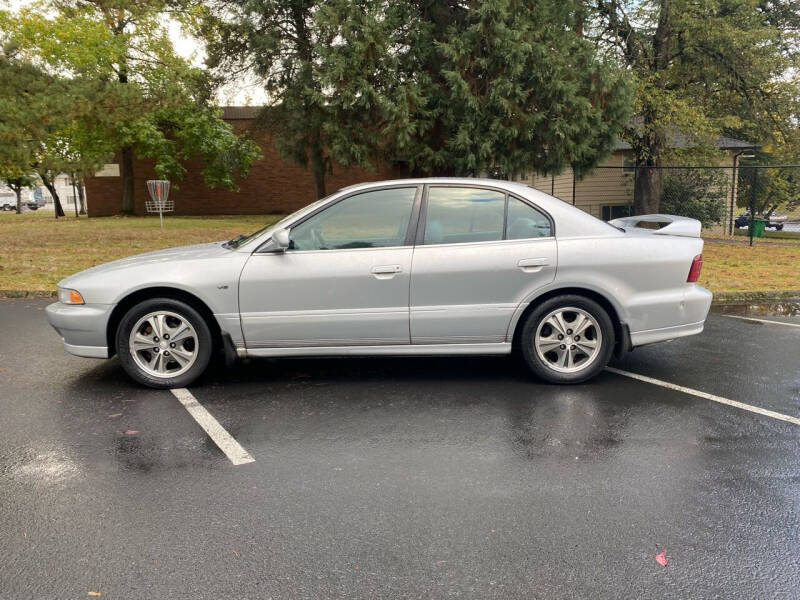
[519,295,615,384]
[116,298,212,389]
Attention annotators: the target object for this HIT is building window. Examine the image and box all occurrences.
[622,158,636,175]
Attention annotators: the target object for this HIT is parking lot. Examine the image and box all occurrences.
[1,298,798,599]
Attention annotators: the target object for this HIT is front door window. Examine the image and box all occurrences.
[289,188,417,251]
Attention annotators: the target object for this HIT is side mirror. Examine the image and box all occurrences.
[263,228,290,253]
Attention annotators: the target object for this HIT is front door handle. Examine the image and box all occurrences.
[371,264,402,278]
[518,258,549,272]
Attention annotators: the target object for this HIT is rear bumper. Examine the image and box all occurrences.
[629,285,712,347]
[45,302,113,359]
[630,320,706,347]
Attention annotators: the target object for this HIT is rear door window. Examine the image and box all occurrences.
[423,187,505,245]
[506,196,552,239]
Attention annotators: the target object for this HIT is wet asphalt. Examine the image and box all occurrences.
[1,298,798,599]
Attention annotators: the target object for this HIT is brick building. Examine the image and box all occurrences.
[85,106,752,234]
[84,106,408,217]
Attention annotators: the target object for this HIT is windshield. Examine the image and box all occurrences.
[223,195,333,249]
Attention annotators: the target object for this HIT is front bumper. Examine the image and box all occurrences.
[45,301,114,359]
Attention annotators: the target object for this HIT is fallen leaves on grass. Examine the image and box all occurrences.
[700,241,800,293]
[0,214,276,292]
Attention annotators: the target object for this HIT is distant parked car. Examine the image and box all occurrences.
[735,212,787,230]
[0,192,44,211]
[28,188,46,210]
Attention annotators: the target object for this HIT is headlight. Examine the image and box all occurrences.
[58,288,85,305]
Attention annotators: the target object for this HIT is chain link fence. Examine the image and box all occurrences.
[522,165,800,237]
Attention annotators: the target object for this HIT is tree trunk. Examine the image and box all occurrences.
[40,174,65,218]
[633,166,662,215]
[116,26,134,215]
[71,175,79,217]
[14,187,22,214]
[309,140,327,200]
[632,0,671,216]
[77,179,87,215]
[120,145,135,213]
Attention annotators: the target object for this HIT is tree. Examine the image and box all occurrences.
[736,162,800,217]
[203,0,387,199]
[589,0,800,214]
[383,0,632,179]
[0,173,36,214]
[7,1,260,213]
[660,168,728,227]
[205,0,631,198]
[0,33,75,217]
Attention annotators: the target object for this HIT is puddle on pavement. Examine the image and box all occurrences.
[1,447,81,485]
[711,300,800,318]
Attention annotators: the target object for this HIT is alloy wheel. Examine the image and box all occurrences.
[128,311,198,379]
[534,307,603,373]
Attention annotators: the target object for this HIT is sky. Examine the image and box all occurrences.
[4,0,266,105]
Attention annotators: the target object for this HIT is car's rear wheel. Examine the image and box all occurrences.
[116,298,212,389]
[519,295,615,384]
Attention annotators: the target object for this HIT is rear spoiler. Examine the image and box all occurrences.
[609,214,701,238]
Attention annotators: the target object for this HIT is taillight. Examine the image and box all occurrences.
[687,254,703,283]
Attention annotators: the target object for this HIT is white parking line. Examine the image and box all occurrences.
[722,314,800,328]
[605,367,800,427]
[170,388,255,465]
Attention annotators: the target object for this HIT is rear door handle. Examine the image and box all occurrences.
[371,264,403,278]
[518,258,549,272]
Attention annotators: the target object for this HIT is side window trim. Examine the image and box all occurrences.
[412,184,430,247]
[415,184,554,247]
[404,185,424,246]
[502,192,509,240]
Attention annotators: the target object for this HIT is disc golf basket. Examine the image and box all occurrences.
[146,180,173,228]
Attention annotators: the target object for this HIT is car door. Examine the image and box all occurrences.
[409,185,557,345]
[239,186,420,348]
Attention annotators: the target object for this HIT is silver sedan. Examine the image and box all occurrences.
[46,178,712,388]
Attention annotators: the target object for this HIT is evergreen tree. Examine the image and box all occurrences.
[205,0,631,196]
[384,0,632,178]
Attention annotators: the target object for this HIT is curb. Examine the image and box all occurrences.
[711,290,800,304]
[0,290,57,299]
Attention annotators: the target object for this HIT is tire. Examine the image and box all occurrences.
[116,298,213,389]
[1,204,11,211]
[519,295,615,384]
[775,224,783,231]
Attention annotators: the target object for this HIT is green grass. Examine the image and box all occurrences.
[1,212,799,295]
[0,213,279,291]
[733,227,800,241]
[699,239,800,292]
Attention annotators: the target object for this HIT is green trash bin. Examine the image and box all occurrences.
[749,218,766,238]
